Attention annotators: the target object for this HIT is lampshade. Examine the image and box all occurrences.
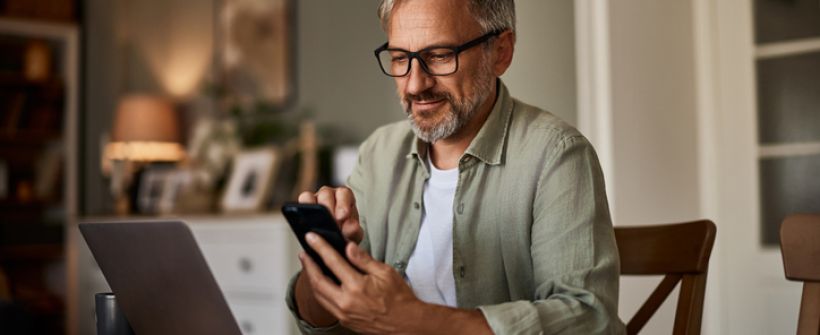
[105,95,185,162]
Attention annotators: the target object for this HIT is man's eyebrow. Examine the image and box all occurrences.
[386,41,461,51]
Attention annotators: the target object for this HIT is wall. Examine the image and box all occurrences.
[295,0,400,142]
[82,0,120,215]
[82,0,215,215]
[606,0,702,333]
[504,0,576,124]
[81,0,578,214]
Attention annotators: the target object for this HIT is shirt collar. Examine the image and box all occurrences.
[463,79,512,165]
[407,79,513,167]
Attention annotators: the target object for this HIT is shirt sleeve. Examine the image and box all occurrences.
[285,271,359,335]
[478,135,625,334]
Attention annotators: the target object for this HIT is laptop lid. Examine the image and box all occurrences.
[80,221,242,335]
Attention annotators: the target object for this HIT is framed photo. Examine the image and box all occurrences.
[221,0,294,106]
[156,168,195,215]
[221,147,280,213]
[137,166,172,214]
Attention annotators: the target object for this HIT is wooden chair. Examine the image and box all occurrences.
[615,220,716,335]
[780,214,820,335]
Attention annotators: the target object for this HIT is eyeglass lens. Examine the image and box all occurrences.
[377,47,458,77]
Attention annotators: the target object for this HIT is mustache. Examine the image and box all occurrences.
[404,90,453,106]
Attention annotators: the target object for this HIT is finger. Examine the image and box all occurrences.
[306,232,362,284]
[341,223,364,244]
[334,187,357,222]
[298,191,317,204]
[314,290,345,321]
[315,187,337,218]
[346,242,382,274]
[299,251,344,303]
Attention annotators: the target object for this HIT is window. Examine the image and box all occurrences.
[754,0,820,245]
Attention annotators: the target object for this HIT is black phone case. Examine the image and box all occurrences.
[282,203,351,285]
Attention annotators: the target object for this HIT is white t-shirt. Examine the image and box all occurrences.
[405,155,458,307]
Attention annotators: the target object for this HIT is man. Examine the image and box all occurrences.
[287,0,624,333]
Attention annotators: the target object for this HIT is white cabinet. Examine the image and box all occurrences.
[72,214,301,335]
[188,215,300,335]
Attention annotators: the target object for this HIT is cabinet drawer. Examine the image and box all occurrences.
[229,302,293,335]
[188,218,298,295]
[198,241,292,295]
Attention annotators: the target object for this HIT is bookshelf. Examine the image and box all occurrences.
[0,17,78,334]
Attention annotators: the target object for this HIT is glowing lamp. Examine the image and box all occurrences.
[105,95,185,162]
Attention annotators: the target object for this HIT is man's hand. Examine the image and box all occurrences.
[300,232,426,334]
[294,185,364,327]
[298,186,364,244]
[293,186,491,334]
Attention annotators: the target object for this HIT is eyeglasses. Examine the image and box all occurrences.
[374,29,503,77]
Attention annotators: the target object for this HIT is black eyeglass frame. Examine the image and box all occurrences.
[374,29,504,77]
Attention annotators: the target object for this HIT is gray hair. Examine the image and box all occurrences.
[378,0,516,34]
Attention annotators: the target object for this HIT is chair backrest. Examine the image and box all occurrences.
[780,214,820,335]
[615,220,716,335]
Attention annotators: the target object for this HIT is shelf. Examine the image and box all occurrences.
[0,130,62,145]
[0,73,63,88]
[0,243,63,262]
[0,199,62,208]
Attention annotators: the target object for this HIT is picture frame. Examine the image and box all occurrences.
[221,147,280,213]
[156,168,195,215]
[137,166,173,214]
[220,0,295,107]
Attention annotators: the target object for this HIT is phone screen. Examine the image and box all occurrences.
[282,203,352,284]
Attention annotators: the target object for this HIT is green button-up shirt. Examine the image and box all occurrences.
[287,81,624,334]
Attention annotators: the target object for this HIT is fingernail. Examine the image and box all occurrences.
[306,232,317,242]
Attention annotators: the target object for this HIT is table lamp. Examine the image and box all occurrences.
[104,95,185,214]
[106,95,185,162]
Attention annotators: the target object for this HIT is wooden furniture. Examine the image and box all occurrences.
[73,214,300,335]
[0,17,78,334]
[780,214,820,335]
[615,220,717,335]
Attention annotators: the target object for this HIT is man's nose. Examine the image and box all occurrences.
[405,58,434,95]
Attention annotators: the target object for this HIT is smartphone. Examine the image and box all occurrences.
[282,202,353,285]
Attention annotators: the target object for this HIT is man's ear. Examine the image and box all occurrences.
[493,30,515,76]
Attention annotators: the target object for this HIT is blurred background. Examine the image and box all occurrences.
[0,0,817,334]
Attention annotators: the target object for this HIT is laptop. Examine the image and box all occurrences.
[80,220,243,335]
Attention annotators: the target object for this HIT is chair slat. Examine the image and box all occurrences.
[673,274,708,335]
[627,274,681,335]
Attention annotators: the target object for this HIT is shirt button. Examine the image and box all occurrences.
[393,261,406,270]
[413,202,420,209]
[459,266,466,278]
[457,203,464,214]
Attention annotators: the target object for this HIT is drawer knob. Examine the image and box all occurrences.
[239,257,254,273]
[240,320,254,333]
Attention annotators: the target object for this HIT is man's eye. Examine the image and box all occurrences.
[391,54,408,63]
[426,51,454,63]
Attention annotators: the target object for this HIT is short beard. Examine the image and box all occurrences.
[401,52,495,143]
